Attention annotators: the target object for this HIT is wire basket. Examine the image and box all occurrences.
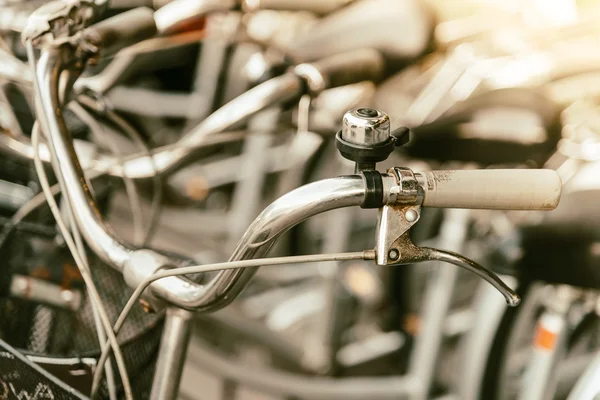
[0,228,164,399]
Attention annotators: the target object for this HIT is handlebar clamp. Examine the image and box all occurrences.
[21,0,98,45]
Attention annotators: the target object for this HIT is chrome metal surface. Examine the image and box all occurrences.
[154,0,235,34]
[75,31,205,95]
[294,63,326,95]
[33,47,210,310]
[10,275,82,310]
[150,308,194,400]
[192,176,366,312]
[389,167,420,205]
[12,63,303,184]
[178,73,303,147]
[102,132,246,179]
[374,204,420,265]
[399,239,520,307]
[21,0,97,43]
[374,197,518,305]
[33,49,132,271]
[341,108,390,146]
[168,131,322,198]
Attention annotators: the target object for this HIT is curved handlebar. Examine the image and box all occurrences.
[32,49,134,271]
[29,44,563,311]
[197,176,366,311]
[28,11,561,312]
[295,48,384,94]
[83,7,157,52]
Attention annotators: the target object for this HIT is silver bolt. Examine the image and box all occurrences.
[388,249,399,261]
[405,208,419,222]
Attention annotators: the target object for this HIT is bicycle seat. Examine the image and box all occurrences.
[518,161,600,288]
[288,0,432,68]
[401,88,562,165]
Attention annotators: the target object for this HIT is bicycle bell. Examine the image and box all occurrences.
[336,108,410,172]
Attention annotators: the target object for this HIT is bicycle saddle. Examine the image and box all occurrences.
[287,0,432,69]
[519,161,600,288]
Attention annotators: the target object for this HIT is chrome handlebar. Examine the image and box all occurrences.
[26,7,562,312]
[28,44,562,309]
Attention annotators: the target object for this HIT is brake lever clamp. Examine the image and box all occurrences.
[21,0,98,46]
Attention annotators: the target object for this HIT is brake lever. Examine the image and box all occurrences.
[374,202,520,306]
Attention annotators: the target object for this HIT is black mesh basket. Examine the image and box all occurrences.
[0,228,165,400]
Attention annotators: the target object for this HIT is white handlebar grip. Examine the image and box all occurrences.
[419,169,562,210]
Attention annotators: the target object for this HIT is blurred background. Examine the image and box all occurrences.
[1,0,600,399]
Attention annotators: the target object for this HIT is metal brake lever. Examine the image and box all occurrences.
[391,232,519,306]
[375,203,520,307]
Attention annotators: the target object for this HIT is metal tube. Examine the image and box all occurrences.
[120,176,366,311]
[32,46,373,314]
[185,175,366,312]
[178,73,302,146]
[102,73,302,180]
[0,127,246,180]
[10,69,302,183]
[150,308,194,400]
[33,50,132,271]
[186,337,420,399]
[518,307,570,400]
[32,48,262,311]
[9,275,82,311]
[153,0,235,33]
[458,275,518,400]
